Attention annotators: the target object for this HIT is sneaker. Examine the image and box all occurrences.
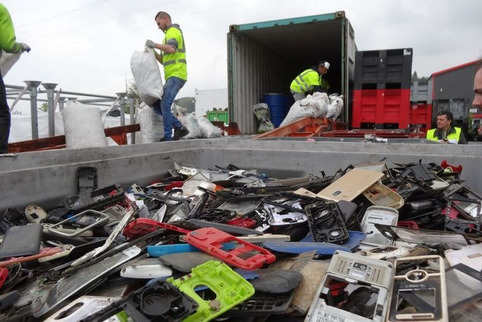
[173,127,189,141]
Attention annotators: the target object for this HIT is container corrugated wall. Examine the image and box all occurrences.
[228,12,356,134]
[228,33,288,134]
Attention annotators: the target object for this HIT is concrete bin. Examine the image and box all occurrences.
[1,138,481,210]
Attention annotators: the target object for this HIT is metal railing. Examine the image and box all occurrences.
[6,81,139,144]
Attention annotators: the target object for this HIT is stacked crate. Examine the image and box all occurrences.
[352,48,413,129]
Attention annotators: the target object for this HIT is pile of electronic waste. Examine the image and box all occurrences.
[0,159,480,321]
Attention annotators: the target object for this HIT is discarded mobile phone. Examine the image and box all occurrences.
[24,205,47,223]
[363,181,404,209]
[123,218,190,239]
[168,260,255,322]
[76,167,98,193]
[387,255,448,321]
[63,184,125,212]
[443,183,482,219]
[305,250,394,322]
[0,223,42,258]
[47,210,109,237]
[43,295,121,322]
[305,201,349,244]
[184,227,276,270]
[360,206,399,246]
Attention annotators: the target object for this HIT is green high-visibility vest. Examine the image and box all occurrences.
[426,127,462,142]
[162,24,187,81]
[0,4,21,53]
[290,69,321,94]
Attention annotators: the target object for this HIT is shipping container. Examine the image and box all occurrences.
[227,11,357,134]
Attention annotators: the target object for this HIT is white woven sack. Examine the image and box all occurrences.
[0,51,21,77]
[130,48,163,106]
[61,101,108,149]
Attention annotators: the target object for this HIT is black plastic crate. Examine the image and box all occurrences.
[354,48,413,89]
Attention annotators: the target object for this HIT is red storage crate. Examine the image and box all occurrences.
[352,89,410,129]
[408,103,432,130]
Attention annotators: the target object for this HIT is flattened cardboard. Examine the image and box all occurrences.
[316,168,384,202]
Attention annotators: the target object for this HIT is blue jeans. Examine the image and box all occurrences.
[153,77,185,140]
[0,72,10,153]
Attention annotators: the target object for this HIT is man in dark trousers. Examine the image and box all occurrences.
[0,4,30,153]
[145,11,189,141]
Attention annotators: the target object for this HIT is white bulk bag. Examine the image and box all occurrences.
[178,113,202,139]
[0,51,22,77]
[135,105,164,143]
[62,101,108,149]
[280,92,329,127]
[198,116,222,138]
[130,48,163,106]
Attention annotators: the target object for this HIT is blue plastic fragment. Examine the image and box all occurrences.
[234,268,260,281]
[262,241,352,255]
[147,242,238,257]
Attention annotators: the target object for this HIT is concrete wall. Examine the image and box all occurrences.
[1,138,481,210]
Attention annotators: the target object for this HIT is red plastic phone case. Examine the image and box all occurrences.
[226,217,257,229]
[123,218,190,239]
[184,227,276,270]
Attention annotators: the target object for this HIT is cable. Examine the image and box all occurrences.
[29,0,245,53]
[10,0,57,15]
[16,0,110,29]
[31,0,176,42]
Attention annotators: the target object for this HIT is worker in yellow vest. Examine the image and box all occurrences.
[426,110,467,144]
[145,11,189,141]
[0,4,30,154]
[290,61,330,101]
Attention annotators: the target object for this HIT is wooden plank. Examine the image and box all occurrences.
[8,124,141,153]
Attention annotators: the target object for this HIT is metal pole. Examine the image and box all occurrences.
[42,83,58,137]
[24,80,42,139]
[59,97,66,111]
[116,92,127,126]
[128,94,136,144]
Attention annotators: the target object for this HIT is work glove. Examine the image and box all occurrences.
[18,42,31,53]
[145,39,155,48]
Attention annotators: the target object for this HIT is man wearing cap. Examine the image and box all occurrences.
[290,61,330,101]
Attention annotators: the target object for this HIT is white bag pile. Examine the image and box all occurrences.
[280,92,344,127]
[178,114,222,139]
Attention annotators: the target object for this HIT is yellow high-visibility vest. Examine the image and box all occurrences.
[162,24,187,81]
[290,69,321,94]
[426,127,462,142]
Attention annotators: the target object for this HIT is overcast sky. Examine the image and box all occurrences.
[3,0,482,113]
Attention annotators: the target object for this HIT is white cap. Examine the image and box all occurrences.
[323,61,330,70]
